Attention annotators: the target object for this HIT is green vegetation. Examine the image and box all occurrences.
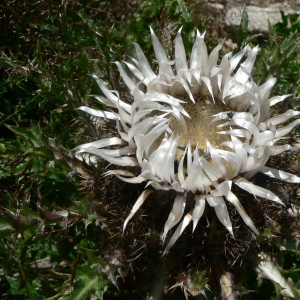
[0,1,299,299]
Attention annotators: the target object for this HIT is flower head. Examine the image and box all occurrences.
[76,27,300,253]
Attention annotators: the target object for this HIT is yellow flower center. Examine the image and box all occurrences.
[170,94,232,162]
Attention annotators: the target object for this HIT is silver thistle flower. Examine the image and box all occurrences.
[75,27,300,253]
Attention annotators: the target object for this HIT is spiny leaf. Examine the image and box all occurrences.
[5,124,44,148]
[71,265,107,300]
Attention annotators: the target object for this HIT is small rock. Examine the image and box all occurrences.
[225,5,299,32]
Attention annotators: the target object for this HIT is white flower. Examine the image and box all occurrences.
[75,27,300,253]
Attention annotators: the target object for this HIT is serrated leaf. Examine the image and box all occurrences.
[5,124,44,148]
[85,213,98,228]
[71,265,107,300]
[11,160,32,176]
[32,146,53,158]
[77,246,105,268]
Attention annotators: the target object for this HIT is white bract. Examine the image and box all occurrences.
[75,27,300,253]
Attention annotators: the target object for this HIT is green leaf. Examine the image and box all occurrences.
[268,20,276,37]
[0,216,15,238]
[178,1,191,22]
[85,213,98,228]
[71,266,107,300]
[8,214,43,232]
[6,274,27,295]
[241,5,249,33]
[40,24,57,31]
[5,124,44,148]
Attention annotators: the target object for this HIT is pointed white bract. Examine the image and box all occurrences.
[75,27,300,252]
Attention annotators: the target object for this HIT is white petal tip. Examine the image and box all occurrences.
[228,227,234,237]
